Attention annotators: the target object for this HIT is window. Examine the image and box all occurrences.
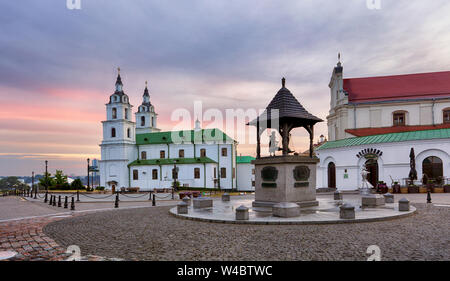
[160,150,165,158]
[141,116,145,126]
[133,170,138,180]
[252,169,255,175]
[393,111,406,126]
[127,128,130,138]
[252,181,255,187]
[200,149,206,157]
[141,151,147,160]
[152,169,158,180]
[111,128,116,138]
[443,109,450,124]
[124,108,128,119]
[232,168,235,179]
[179,149,185,158]
[221,167,226,178]
[112,108,117,119]
[221,148,227,157]
[194,168,200,179]
[214,167,217,178]
[422,156,443,181]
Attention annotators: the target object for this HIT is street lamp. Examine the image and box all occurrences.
[172,161,179,200]
[45,160,48,192]
[87,158,90,190]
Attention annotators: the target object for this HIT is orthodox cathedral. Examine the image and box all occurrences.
[99,70,255,192]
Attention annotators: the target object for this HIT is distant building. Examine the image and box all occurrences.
[236,156,255,191]
[316,59,450,190]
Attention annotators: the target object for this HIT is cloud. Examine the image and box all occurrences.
[1,0,450,175]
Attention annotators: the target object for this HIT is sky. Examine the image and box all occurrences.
[1,0,450,176]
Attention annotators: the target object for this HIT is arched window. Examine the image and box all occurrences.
[327,162,336,188]
[443,108,450,124]
[141,116,145,126]
[179,149,185,158]
[127,128,130,138]
[200,149,206,157]
[111,127,116,138]
[112,108,117,119]
[393,111,406,126]
[141,151,147,160]
[124,108,128,120]
[422,156,443,180]
[194,168,200,179]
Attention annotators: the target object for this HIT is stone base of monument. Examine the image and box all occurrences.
[361,194,385,208]
[252,156,319,208]
[272,202,300,218]
[193,197,213,209]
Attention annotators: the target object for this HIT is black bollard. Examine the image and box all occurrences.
[114,193,119,208]
[64,196,68,209]
[34,188,37,199]
[49,195,53,205]
[52,195,56,206]
[149,191,152,201]
[152,193,156,206]
[44,192,48,203]
[58,195,61,207]
[70,197,75,211]
[76,190,80,202]
[427,190,432,203]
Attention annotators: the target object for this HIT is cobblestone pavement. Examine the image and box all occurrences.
[44,203,450,261]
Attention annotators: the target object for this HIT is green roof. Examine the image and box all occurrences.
[136,129,234,145]
[237,156,255,164]
[317,128,450,150]
[128,157,217,167]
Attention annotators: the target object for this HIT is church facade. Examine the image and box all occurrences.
[316,60,450,190]
[99,71,241,191]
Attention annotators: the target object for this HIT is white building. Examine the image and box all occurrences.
[316,59,450,190]
[236,156,255,191]
[99,71,240,192]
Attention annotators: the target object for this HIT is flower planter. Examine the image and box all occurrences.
[407,186,419,193]
[400,187,408,194]
[392,184,401,193]
[444,186,450,193]
[388,188,393,193]
[419,187,428,193]
[434,187,444,193]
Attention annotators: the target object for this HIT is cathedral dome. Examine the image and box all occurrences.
[109,68,130,104]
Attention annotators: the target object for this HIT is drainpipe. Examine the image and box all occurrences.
[432,98,436,125]
[203,163,206,188]
[353,104,357,129]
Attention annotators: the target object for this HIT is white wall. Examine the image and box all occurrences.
[316,138,450,190]
[236,163,255,191]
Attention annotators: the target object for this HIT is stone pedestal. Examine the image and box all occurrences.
[193,197,213,209]
[182,196,191,205]
[399,198,410,211]
[235,205,249,220]
[272,202,300,218]
[252,156,319,208]
[334,191,343,200]
[362,194,385,208]
[383,193,394,203]
[222,193,230,202]
[340,203,355,219]
[177,201,188,214]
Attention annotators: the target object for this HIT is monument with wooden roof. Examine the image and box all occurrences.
[248,78,323,210]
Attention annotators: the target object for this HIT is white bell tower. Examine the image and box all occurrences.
[135,81,160,134]
[99,68,137,192]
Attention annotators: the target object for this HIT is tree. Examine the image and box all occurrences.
[70,179,84,190]
[0,177,28,190]
[39,172,54,190]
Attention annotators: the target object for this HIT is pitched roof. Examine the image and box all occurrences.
[128,157,217,166]
[346,123,450,137]
[317,128,450,150]
[344,71,450,103]
[136,128,234,145]
[249,78,322,127]
[236,156,255,164]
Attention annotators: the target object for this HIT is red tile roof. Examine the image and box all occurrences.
[346,123,450,137]
[344,71,450,103]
